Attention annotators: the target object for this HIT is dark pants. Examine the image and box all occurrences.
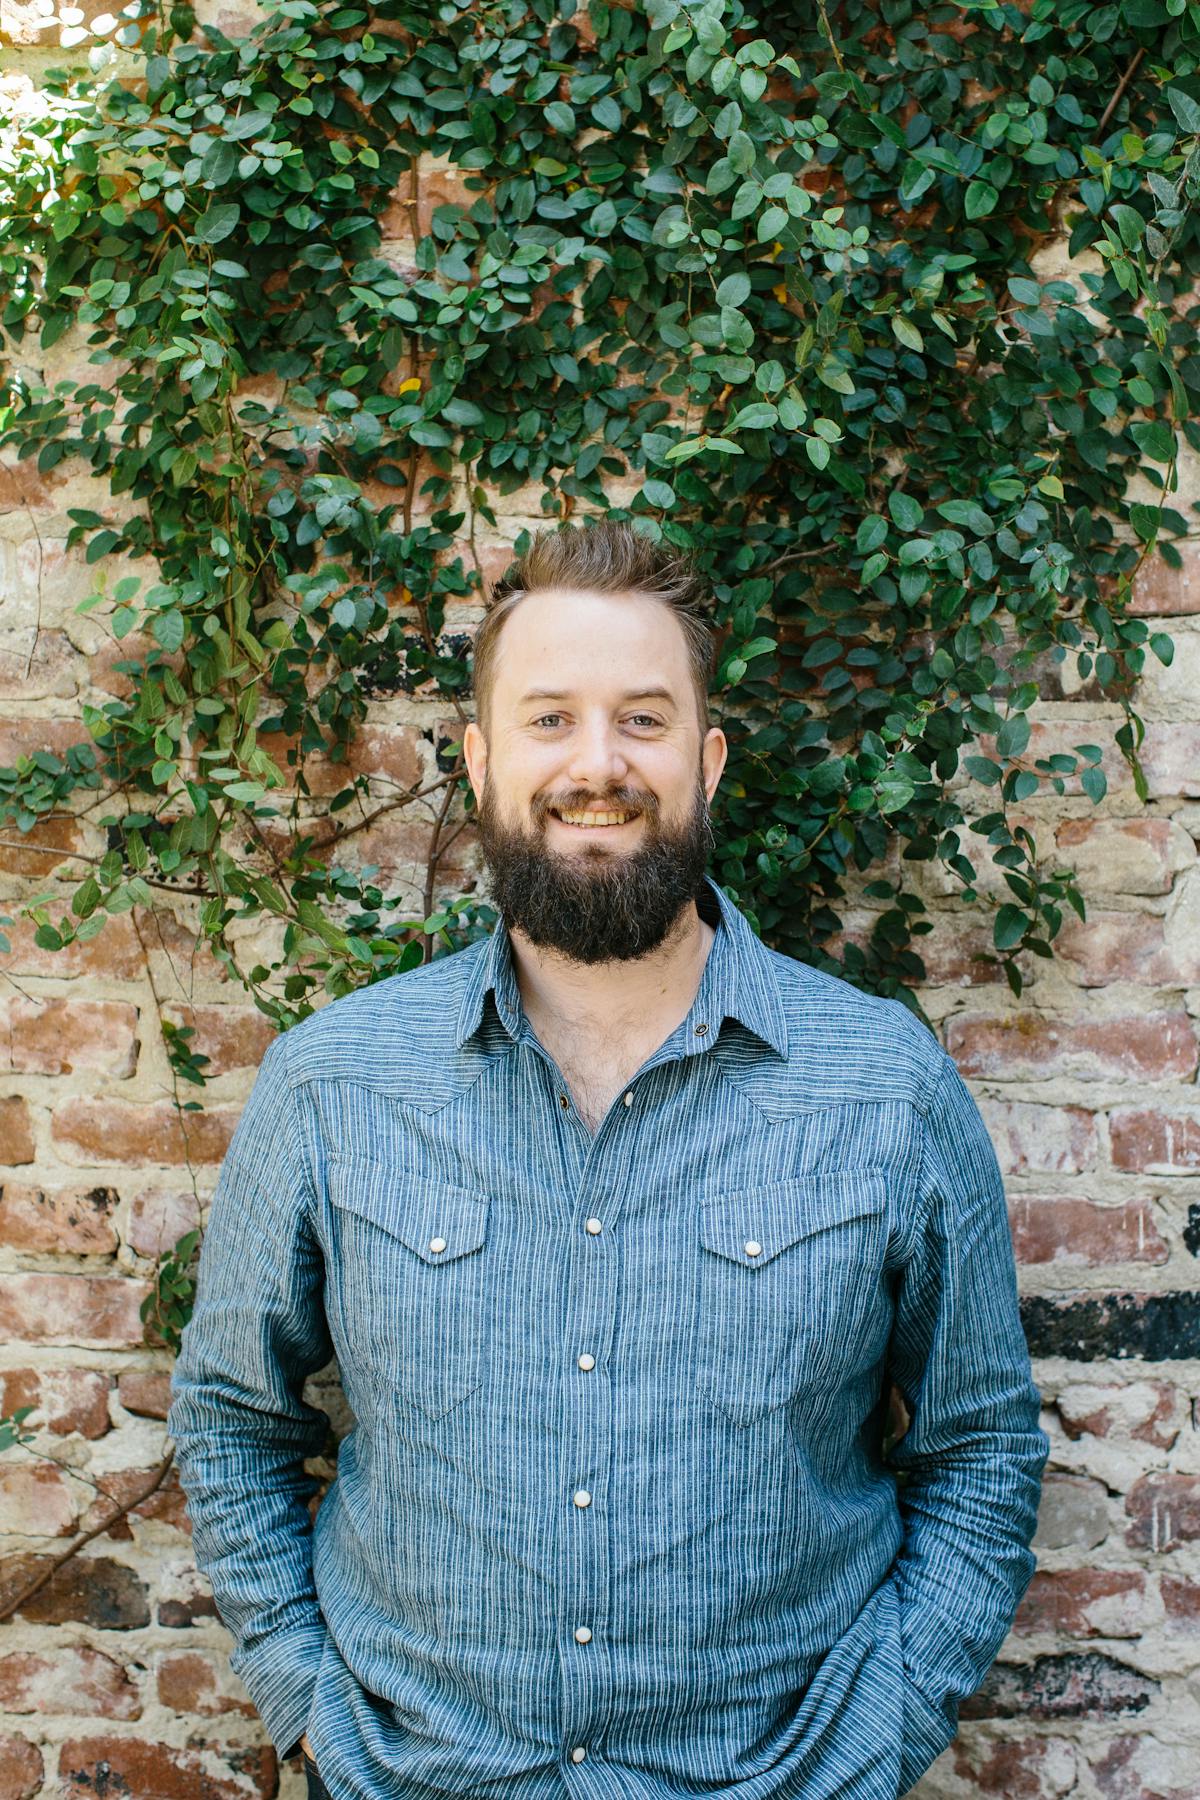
[303,1751,332,1798]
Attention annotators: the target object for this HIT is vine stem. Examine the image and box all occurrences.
[0,1450,176,1623]
[1098,47,1145,132]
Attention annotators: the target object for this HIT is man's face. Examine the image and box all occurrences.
[462,587,727,964]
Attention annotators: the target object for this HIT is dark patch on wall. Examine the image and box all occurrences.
[961,1653,1159,1721]
[1183,1202,1200,1259]
[1021,1292,1200,1360]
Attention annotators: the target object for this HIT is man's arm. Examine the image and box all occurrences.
[166,1031,334,1763]
[885,1046,1050,1794]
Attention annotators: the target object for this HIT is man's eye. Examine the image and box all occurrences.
[627,715,661,728]
[533,714,564,728]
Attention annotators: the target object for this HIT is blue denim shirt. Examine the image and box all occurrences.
[167,873,1048,1800]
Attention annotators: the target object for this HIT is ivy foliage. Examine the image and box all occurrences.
[0,0,1195,1060]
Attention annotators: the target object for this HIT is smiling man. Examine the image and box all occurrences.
[168,518,1048,1800]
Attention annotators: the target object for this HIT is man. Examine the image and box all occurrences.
[168,518,1048,1800]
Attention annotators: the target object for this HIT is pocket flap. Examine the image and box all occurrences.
[698,1170,888,1267]
[327,1159,489,1263]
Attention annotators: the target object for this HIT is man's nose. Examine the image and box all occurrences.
[565,717,630,790]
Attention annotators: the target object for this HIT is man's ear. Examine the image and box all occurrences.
[463,720,487,808]
[701,726,727,802]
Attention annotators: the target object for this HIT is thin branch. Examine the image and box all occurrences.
[1098,47,1145,133]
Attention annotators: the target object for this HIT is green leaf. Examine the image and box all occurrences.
[1166,87,1200,133]
[1130,420,1176,463]
[888,491,924,532]
[195,204,240,244]
[994,905,1029,951]
[964,180,999,219]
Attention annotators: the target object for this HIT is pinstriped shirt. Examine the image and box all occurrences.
[167,873,1048,1800]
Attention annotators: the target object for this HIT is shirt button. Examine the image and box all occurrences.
[570,1747,587,1763]
[573,1488,592,1508]
[623,1090,633,1106]
[559,1093,570,1108]
[744,1239,762,1257]
[429,1236,447,1254]
[574,1625,592,1643]
[577,1353,596,1371]
[694,1021,709,1036]
[585,1217,603,1235]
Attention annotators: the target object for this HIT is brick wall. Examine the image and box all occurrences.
[3,8,1200,1800]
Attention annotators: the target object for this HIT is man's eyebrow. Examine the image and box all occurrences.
[516,685,678,706]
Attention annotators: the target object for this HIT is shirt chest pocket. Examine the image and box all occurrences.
[696,1172,889,1428]
[326,1158,490,1423]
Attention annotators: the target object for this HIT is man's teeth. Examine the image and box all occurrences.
[555,809,635,827]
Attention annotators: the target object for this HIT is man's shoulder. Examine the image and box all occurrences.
[738,940,946,1115]
[272,939,490,1092]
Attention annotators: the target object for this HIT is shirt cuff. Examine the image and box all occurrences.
[229,1619,329,1760]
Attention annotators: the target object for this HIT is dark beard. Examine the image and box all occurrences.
[475,772,715,964]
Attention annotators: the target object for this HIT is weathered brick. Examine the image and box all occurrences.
[57,1735,276,1800]
[0,997,139,1077]
[1054,817,1193,894]
[0,1366,110,1438]
[0,1553,149,1628]
[951,1733,1078,1798]
[1125,1473,1200,1552]
[1140,723,1200,798]
[155,1565,218,1629]
[960,1653,1158,1720]
[125,1186,203,1259]
[1055,910,1200,987]
[1160,1574,1200,1633]
[116,1368,173,1420]
[0,1272,150,1346]
[0,1094,35,1164]
[51,1096,239,1166]
[0,909,200,980]
[0,1645,140,1717]
[1034,1474,1111,1551]
[977,1100,1098,1174]
[80,1465,188,1538]
[946,1012,1197,1083]
[158,1005,276,1078]
[1021,1292,1200,1361]
[0,1180,119,1253]
[257,721,424,800]
[1131,538,1200,614]
[155,1648,256,1718]
[1110,1108,1200,1172]
[1055,1380,1182,1448]
[1008,1196,1168,1267]
[0,1731,42,1800]
[0,627,82,701]
[0,1457,84,1541]
[0,810,85,875]
[1012,1568,1147,1639]
[1089,1731,1199,1800]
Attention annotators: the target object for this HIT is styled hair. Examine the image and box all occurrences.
[471,519,717,739]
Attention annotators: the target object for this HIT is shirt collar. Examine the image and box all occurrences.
[453,872,789,1061]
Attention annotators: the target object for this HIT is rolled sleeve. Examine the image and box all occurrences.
[166,1031,334,1758]
[886,1048,1050,1793]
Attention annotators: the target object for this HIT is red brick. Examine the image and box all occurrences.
[159,1004,276,1078]
[0,717,91,767]
[0,1367,111,1438]
[977,1100,1098,1173]
[0,1461,82,1536]
[124,1186,202,1260]
[1008,1196,1168,1267]
[952,1734,1077,1798]
[0,1180,119,1253]
[0,629,83,702]
[1055,912,1200,987]
[1,909,203,980]
[902,916,1005,986]
[258,721,424,799]
[155,1648,256,1718]
[0,1272,150,1346]
[946,1012,1197,1083]
[1056,1380,1181,1449]
[1131,539,1200,615]
[0,997,139,1077]
[1109,1108,1200,1172]
[0,461,51,510]
[1054,817,1183,894]
[1090,1732,1197,1800]
[156,1567,219,1629]
[0,1731,42,1800]
[1160,1574,1200,1632]
[116,1369,173,1420]
[0,810,86,875]
[51,1096,239,1166]
[0,1552,149,1628]
[1125,1473,1200,1551]
[0,1095,35,1164]
[0,1645,140,1717]
[57,1736,276,1800]
[80,1464,188,1538]
[1013,1568,1146,1639]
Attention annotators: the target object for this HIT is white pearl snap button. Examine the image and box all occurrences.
[744,1239,762,1257]
[429,1236,447,1254]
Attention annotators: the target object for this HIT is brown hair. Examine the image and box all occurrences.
[471,519,717,739]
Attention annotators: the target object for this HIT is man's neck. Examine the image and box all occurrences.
[508,899,717,1046]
